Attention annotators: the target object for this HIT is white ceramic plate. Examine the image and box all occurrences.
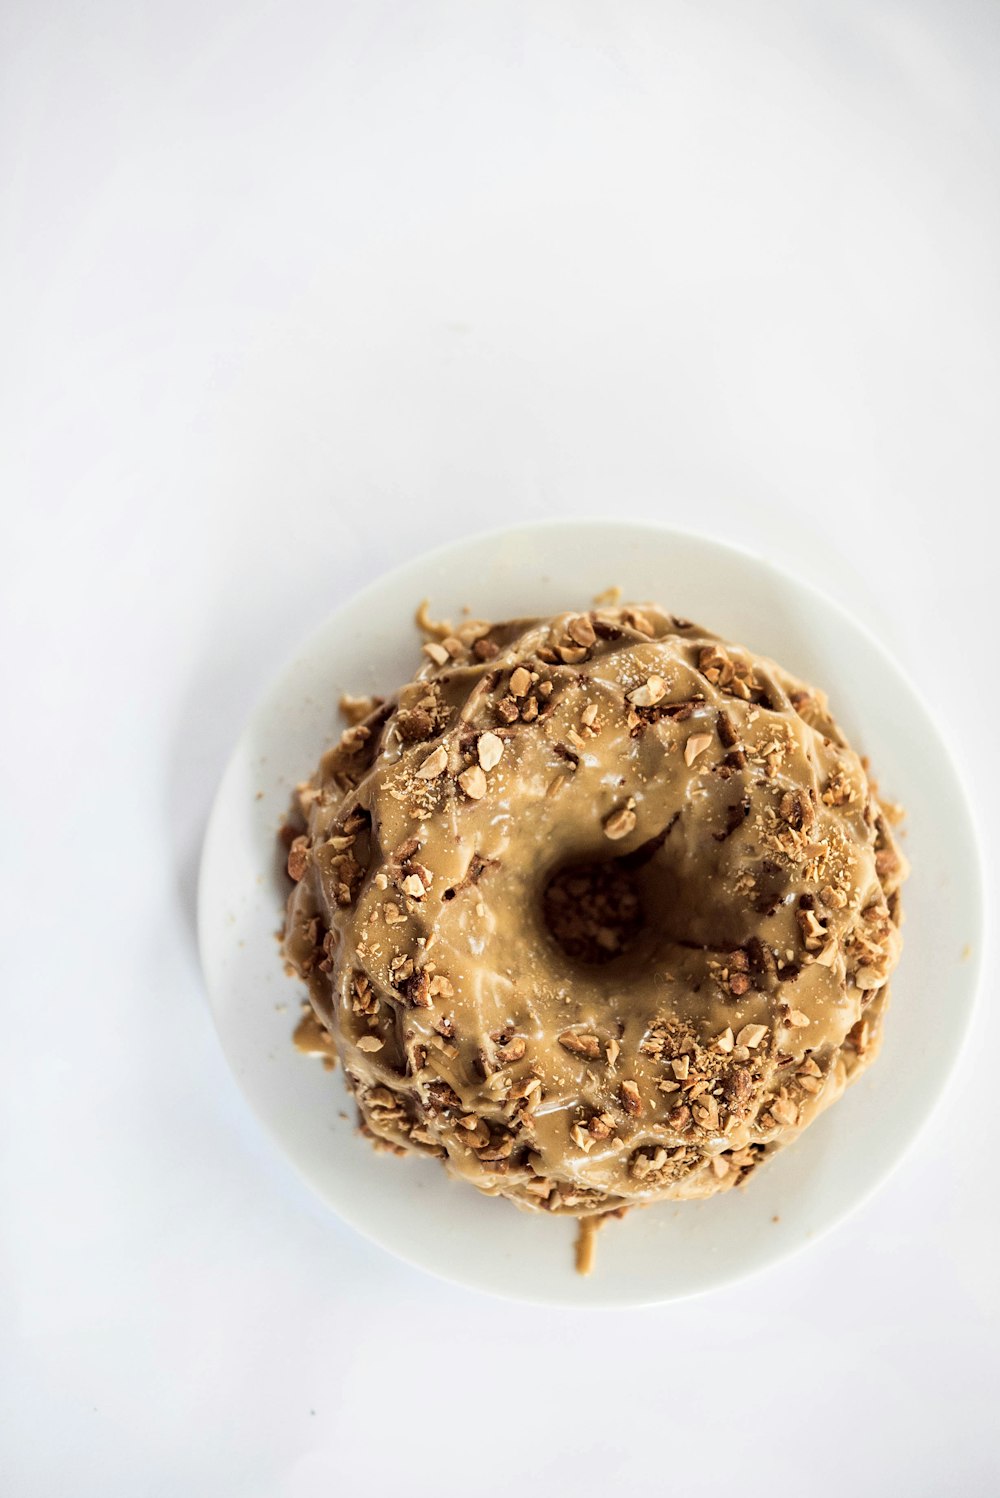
[198,521,983,1306]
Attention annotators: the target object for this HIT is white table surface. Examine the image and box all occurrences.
[3,2,998,1493]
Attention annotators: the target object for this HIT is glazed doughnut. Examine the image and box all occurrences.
[282,605,905,1218]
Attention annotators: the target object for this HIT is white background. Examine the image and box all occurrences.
[2,1,998,1494]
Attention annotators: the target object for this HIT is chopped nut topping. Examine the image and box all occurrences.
[281,599,905,1235]
[736,1024,768,1049]
[287,836,309,882]
[558,1031,602,1060]
[619,1080,643,1116]
[403,970,432,1007]
[628,674,667,708]
[716,710,738,747]
[822,771,854,806]
[458,764,487,800]
[698,644,734,686]
[723,1068,753,1112]
[397,707,435,742]
[477,732,504,771]
[603,802,637,840]
[625,609,655,636]
[416,744,448,779]
[780,788,815,830]
[796,907,827,950]
[684,732,713,767]
[339,693,381,726]
[770,1095,799,1126]
[567,615,597,647]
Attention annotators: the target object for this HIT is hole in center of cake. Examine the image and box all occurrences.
[542,858,644,965]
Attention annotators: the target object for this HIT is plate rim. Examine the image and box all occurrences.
[197,517,986,1307]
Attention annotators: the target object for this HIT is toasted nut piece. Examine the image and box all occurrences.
[603,804,637,840]
[786,1009,810,1028]
[287,836,309,881]
[619,1080,643,1116]
[770,1095,798,1126]
[416,745,448,779]
[422,641,450,666]
[684,733,713,767]
[477,732,504,771]
[558,1031,602,1060]
[356,1036,384,1053]
[509,666,532,697]
[626,610,655,636]
[627,674,666,708]
[458,764,487,800]
[567,615,597,647]
[736,1023,768,1049]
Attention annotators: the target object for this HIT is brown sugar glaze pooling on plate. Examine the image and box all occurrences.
[281,604,906,1255]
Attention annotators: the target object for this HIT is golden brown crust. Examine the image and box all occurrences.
[282,605,906,1217]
